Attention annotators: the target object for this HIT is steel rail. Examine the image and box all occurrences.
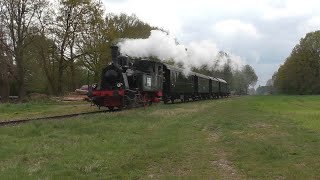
[0,110,109,127]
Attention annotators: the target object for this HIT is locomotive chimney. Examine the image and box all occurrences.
[110,45,119,65]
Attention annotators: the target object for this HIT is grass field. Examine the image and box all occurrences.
[0,101,98,121]
[0,96,320,179]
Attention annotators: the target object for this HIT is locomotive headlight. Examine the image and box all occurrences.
[117,83,122,88]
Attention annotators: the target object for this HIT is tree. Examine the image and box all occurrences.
[232,70,246,94]
[53,0,98,94]
[0,0,49,100]
[221,61,233,89]
[77,1,108,82]
[79,13,160,82]
[231,65,257,95]
[256,85,272,95]
[0,0,177,100]
[24,34,58,94]
[242,65,258,92]
[105,13,157,41]
[258,72,277,95]
[275,31,320,94]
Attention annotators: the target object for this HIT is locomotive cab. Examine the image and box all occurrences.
[133,60,163,92]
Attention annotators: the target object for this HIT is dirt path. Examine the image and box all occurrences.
[205,125,244,179]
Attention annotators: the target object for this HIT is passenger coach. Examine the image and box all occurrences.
[162,64,230,104]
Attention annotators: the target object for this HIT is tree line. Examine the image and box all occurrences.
[0,0,258,102]
[0,0,158,101]
[272,31,320,94]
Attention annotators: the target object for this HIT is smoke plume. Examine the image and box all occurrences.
[118,30,244,74]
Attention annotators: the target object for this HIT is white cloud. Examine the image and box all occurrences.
[262,0,316,20]
[262,8,306,20]
[213,20,261,39]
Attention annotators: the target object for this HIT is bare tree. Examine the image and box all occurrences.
[0,0,49,100]
[53,0,97,94]
[77,1,107,82]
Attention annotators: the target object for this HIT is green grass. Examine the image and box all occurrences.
[0,96,320,179]
[0,101,98,121]
[252,95,320,130]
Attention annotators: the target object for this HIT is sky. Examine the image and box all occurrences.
[102,0,320,86]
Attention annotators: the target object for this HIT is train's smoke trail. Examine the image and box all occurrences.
[117,30,244,74]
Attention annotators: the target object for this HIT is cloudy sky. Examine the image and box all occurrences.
[102,0,320,86]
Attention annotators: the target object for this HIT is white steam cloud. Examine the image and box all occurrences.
[118,30,244,74]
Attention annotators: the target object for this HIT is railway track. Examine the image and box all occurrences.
[0,110,109,127]
[0,96,235,127]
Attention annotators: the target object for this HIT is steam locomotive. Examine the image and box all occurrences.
[88,46,230,110]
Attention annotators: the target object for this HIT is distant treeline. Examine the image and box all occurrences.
[0,0,257,102]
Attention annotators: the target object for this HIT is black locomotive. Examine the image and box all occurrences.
[88,46,230,110]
